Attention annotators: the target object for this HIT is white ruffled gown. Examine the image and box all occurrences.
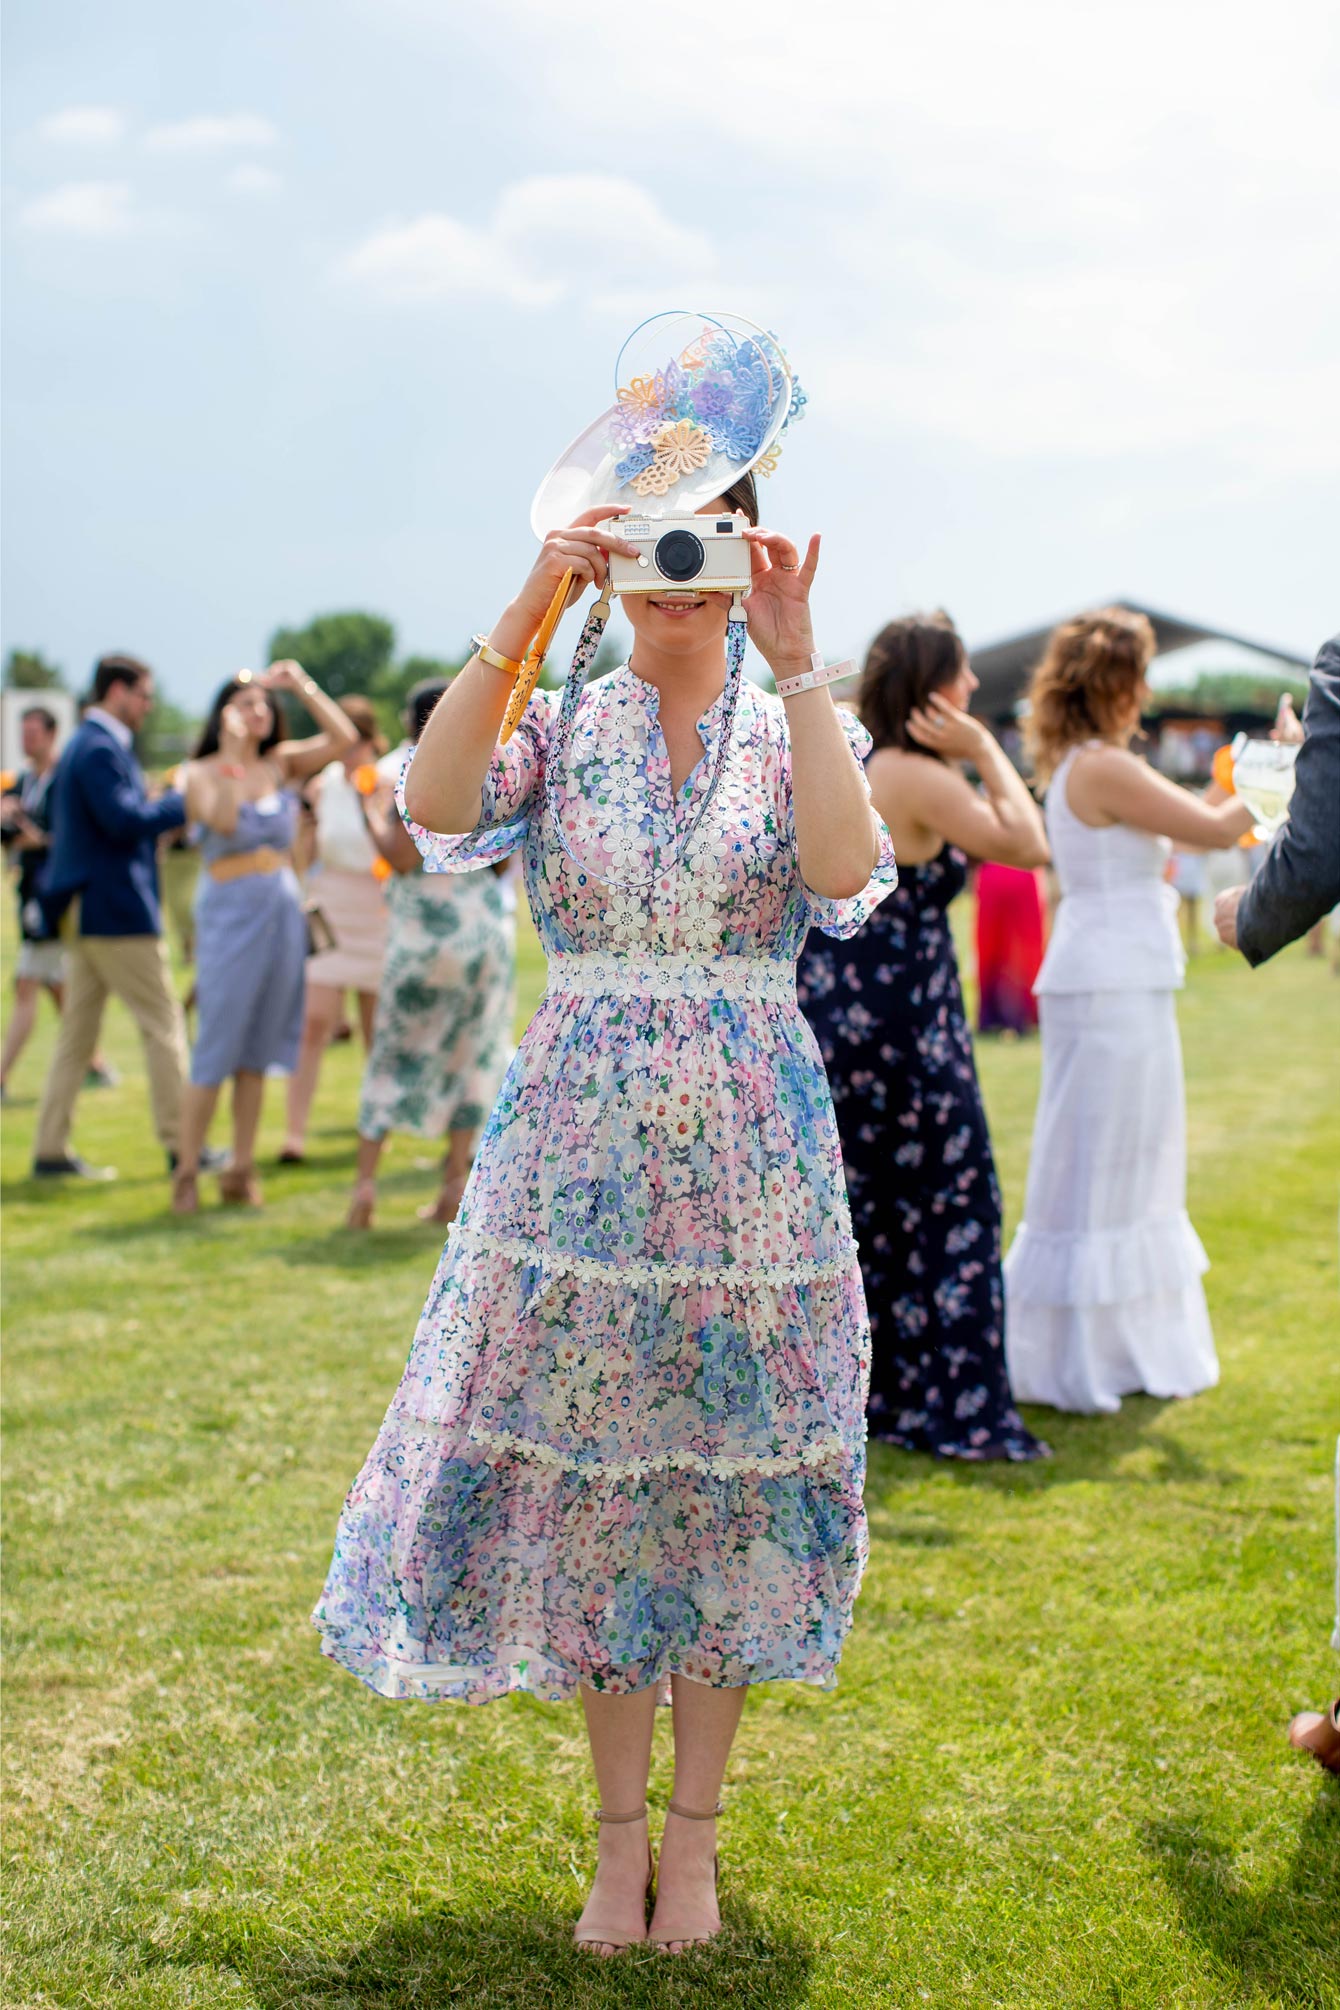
[1003,744,1218,1413]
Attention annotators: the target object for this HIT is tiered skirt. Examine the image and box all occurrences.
[313,955,873,1703]
[1004,990,1217,1413]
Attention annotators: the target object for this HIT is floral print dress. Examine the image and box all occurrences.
[357,866,516,1143]
[313,666,896,1704]
[797,847,1048,1463]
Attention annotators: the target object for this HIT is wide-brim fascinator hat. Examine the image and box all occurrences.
[511,311,805,893]
[530,309,805,533]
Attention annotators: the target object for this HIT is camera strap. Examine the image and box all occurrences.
[542,592,748,895]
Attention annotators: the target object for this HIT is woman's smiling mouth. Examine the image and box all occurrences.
[648,596,707,617]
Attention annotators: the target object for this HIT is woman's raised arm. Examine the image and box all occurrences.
[744,528,882,900]
[404,508,638,836]
[1070,745,1256,848]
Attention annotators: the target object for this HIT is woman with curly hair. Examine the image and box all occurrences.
[1004,608,1254,1413]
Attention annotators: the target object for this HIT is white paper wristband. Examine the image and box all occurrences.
[775,654,855,700]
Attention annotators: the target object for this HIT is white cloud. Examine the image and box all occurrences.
[338,213,555,305]
[20,181,136,236]
[144,113,278,153]
[338,173,712,309]
[39,105,127,145]
[434,0,1340,478]
[493,175,712,294]
[227,163,282,195]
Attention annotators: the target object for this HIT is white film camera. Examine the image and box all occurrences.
[598,513,753,597]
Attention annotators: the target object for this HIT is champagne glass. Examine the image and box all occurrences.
[1230,732,1298,839]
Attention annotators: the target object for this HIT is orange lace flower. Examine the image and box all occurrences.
[630,419,712,497]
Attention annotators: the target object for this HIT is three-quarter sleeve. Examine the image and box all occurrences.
[796,708,898,938]
[396,689,556,872]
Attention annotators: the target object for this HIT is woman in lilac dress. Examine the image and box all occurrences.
[798,612,1052,1462]
[171,664,358,1212]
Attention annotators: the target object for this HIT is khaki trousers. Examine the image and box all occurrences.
[34,927,187,1161]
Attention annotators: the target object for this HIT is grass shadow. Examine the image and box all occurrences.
[1143,1785,1340,2004]
[863,1395,1242,1509]
[151,1892,816,2009]
[275,1222,447,1270]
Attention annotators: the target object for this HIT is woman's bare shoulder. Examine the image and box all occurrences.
[1071,740,1139,774]
[864,744,931,781]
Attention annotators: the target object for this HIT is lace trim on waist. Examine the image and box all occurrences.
[544,952,797,1003]
[447,1220,858,1287]
[467,1421,854,1480]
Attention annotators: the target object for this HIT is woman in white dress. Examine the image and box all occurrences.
[1004,609,1254,1413]
[282,694,390,1161]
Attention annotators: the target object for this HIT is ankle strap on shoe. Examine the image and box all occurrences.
[666,1799,723,1820]
[594,1805,648,1824]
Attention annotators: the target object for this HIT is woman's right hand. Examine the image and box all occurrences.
[503,506,638,633]
[218,702,251,761]
[907,691,991,760]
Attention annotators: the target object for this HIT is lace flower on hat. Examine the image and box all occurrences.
[631,419,712,497]
[612,374,666,449]
[603,317,805,501]
[614,443,656,484]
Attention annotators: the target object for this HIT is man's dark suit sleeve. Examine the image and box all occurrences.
[79,742,186,846]
[1236,636,1340,967]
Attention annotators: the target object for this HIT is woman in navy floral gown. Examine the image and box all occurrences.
[798,613,1052,1462]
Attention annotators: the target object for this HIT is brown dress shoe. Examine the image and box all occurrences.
[1287,1698,1340,1775]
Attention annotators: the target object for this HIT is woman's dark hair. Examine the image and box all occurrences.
[856,611,966,757]
[405,678,449,744]
[193,676,282,759]
[93,653,152,702]
[718,470,759,526]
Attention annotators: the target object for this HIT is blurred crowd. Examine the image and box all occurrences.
[2,656,516,1226]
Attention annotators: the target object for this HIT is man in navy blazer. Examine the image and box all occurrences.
[33,654,190,1178]
[1214,635,1340,1782]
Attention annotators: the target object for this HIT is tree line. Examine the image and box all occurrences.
[2,617,470,767]
[4,609,624,767]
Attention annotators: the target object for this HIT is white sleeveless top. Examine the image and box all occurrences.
[314,760,377,874]
[1035,744,1184,995]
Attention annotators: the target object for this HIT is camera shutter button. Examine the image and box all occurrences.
[637,554,650,567]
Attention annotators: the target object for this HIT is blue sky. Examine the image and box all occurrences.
[4,0,1338,712]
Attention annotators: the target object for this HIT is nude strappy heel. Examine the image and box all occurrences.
[648,1799,722,1951]
[572,1804,655,1953]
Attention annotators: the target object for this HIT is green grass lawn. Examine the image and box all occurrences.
[2,905,1338,2009]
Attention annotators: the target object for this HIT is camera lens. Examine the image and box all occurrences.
[654,529,706,583]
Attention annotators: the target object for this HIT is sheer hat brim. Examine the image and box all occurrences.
[530,310,805,538]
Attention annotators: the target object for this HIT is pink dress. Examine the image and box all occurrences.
[312,668,897,1704]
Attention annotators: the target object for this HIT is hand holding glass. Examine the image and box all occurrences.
[1230,733,1298,838]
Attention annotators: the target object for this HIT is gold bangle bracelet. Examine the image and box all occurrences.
[471,633,523,681]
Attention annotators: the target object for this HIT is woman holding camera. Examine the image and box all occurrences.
[798,612,1051,1462]
[313,472,895,1954]
[1004,608,1255,1411]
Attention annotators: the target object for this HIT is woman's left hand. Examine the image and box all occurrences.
[741,528,820,674]
[260,659,307,694]
[907,692,991,760]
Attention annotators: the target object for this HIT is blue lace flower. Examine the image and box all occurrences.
[614,443,655,484]
[690,374,735,425]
